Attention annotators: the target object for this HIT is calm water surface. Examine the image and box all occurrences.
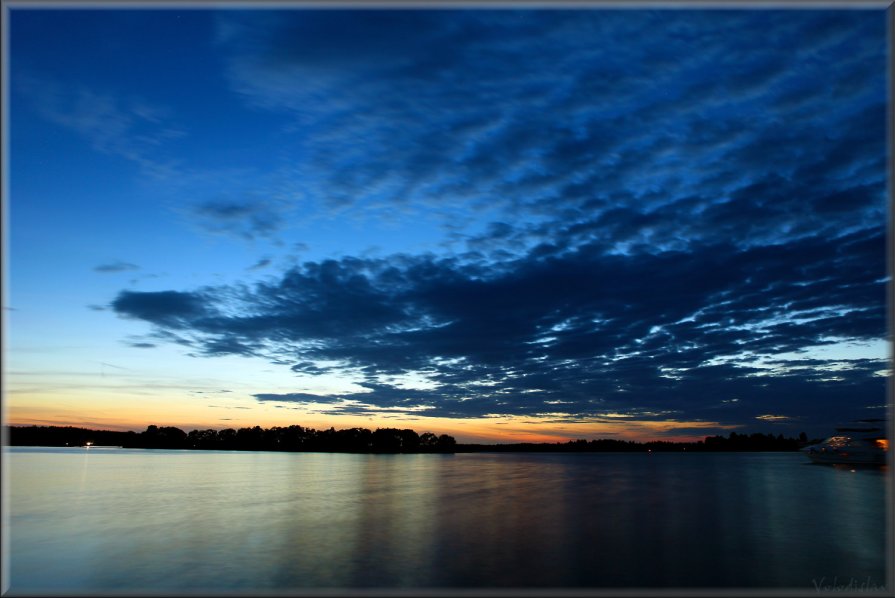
[4,448,889,592]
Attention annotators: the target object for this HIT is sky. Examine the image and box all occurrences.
[4,5,890,443]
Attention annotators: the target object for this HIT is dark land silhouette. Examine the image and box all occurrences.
[5,425,819,453]
[5,424,456,453]
[454,431,819,453]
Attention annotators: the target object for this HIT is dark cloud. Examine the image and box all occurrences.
[112,224,886,436]
[128,342,157,349]
[214,10,885,266]
[94,261,140,273]
[191,199,285,240]
[255,392,344,404]
[247,257,272,271]
[112,290,208,327]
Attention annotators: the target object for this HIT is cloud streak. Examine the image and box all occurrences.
[14,74,185,180]
[94,261,140,273]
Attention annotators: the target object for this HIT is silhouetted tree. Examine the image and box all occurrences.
[371,428,404,452]
[400,429,420,451]
[437,434,456,452]
[187,428,219,450]
[217,428,238,450]
[235,426,265,450]
[333,427,373,452]
[420,432,438,450]
[138,425,187,449]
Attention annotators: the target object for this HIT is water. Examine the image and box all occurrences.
[3,447,889,592]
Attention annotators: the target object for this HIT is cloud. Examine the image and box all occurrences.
[247,258,272,271]
[112,290,209,328]
[94,261,140,273]
[255,392,344,404]
[755,414,797,423]
[112,224,886,431]
[190,199,287,240]
[14,73,185,179]
[211,9,884,254]
[127,342,157,349]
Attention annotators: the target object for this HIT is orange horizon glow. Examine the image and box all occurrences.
[4,408,739,445]
[5,382,741,445]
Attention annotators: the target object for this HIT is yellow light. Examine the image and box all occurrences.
[876,439,889,450]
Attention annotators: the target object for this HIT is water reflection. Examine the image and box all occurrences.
[6,448,887,591]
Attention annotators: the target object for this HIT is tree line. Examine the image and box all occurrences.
[5,425,817,453]
[5,424,457,453]
[454,431,818,453]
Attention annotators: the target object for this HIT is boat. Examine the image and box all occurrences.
[802,421,888,465]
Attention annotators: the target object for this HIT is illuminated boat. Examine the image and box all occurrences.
[803,422,887,465]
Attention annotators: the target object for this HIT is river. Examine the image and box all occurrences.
[3,447,889,592]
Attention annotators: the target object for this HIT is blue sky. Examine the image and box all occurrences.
[5,6,890,442]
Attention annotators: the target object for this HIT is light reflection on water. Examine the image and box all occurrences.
[5,448,888,591]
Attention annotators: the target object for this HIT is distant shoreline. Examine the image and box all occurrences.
[4,424,817,453]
